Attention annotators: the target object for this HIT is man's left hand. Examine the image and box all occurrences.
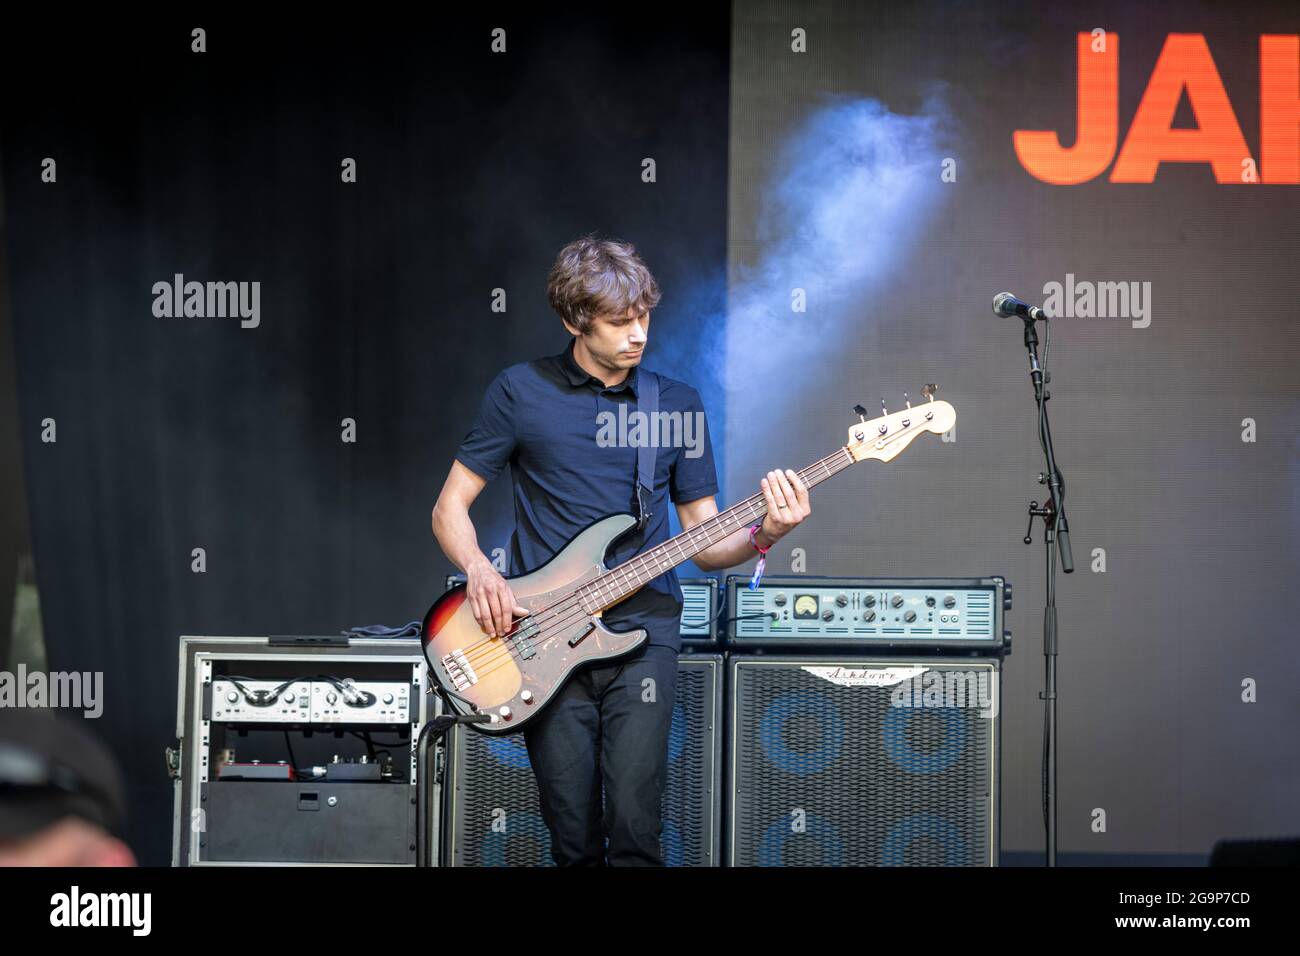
[757,469,811,547]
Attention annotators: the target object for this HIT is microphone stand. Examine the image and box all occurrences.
[1019,313,1073,868]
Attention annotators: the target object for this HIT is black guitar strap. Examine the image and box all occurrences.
[635,370,659,531]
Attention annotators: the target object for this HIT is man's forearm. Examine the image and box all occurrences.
[432,502,494,574]
[693,522,776,572]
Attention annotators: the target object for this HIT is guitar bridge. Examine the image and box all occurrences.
[441,648,479,690]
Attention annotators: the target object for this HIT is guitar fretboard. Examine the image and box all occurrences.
[576,445,857,613]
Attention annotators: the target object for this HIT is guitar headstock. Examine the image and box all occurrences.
[847,386,956,463]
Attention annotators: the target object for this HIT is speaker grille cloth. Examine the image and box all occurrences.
[731,661,994,866]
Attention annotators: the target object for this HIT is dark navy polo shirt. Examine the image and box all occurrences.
[455,339,719,652]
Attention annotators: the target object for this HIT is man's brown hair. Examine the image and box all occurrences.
[546,235,662,334]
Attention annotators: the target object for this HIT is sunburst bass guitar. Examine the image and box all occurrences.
[422,391,956,734]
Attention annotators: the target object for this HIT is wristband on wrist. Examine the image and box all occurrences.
[747,523,770,590]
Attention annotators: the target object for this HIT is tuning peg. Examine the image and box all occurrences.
[880,397,888,417]
[852,404,867,422]
[904,392,911,410]
[921,383,938,402]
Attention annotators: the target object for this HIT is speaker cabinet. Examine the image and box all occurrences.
[726,655,1000,866]
[440,653,723,866]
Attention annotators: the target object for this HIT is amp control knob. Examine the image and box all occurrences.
[863,610,876,623]
[943,595,957,609]
[821,609,834,622]
[864,594,876,608]
[904,610,917,623]
[835,593,848,607]
[891,594,905,609]
[226,691,238,703]
[774,593,787,606]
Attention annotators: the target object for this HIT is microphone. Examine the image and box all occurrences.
[993,292,1048,321]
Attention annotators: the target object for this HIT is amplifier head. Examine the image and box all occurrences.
[725,575,1010,655]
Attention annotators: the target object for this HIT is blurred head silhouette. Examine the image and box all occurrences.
[0,708,135,866]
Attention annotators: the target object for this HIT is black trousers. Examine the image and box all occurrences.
[523,642,678,866]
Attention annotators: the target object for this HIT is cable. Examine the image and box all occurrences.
[310,675,377,707]
[283,731,298,774]
[223,676,302,707]
[413,717,445,867]
[682,587,772,633]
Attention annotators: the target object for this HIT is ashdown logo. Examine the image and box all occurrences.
[802,664,927,688]
[50,886,151,936]
[151,274,260,328]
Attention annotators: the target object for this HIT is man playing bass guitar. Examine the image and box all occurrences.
[432,235,810,866]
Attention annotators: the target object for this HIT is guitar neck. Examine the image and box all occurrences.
[578,445,858,613]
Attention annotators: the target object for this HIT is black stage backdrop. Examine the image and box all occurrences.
[0,10,730,865]
[2,2,1298,867]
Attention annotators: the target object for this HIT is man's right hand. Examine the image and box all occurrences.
[465,558,529,638]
